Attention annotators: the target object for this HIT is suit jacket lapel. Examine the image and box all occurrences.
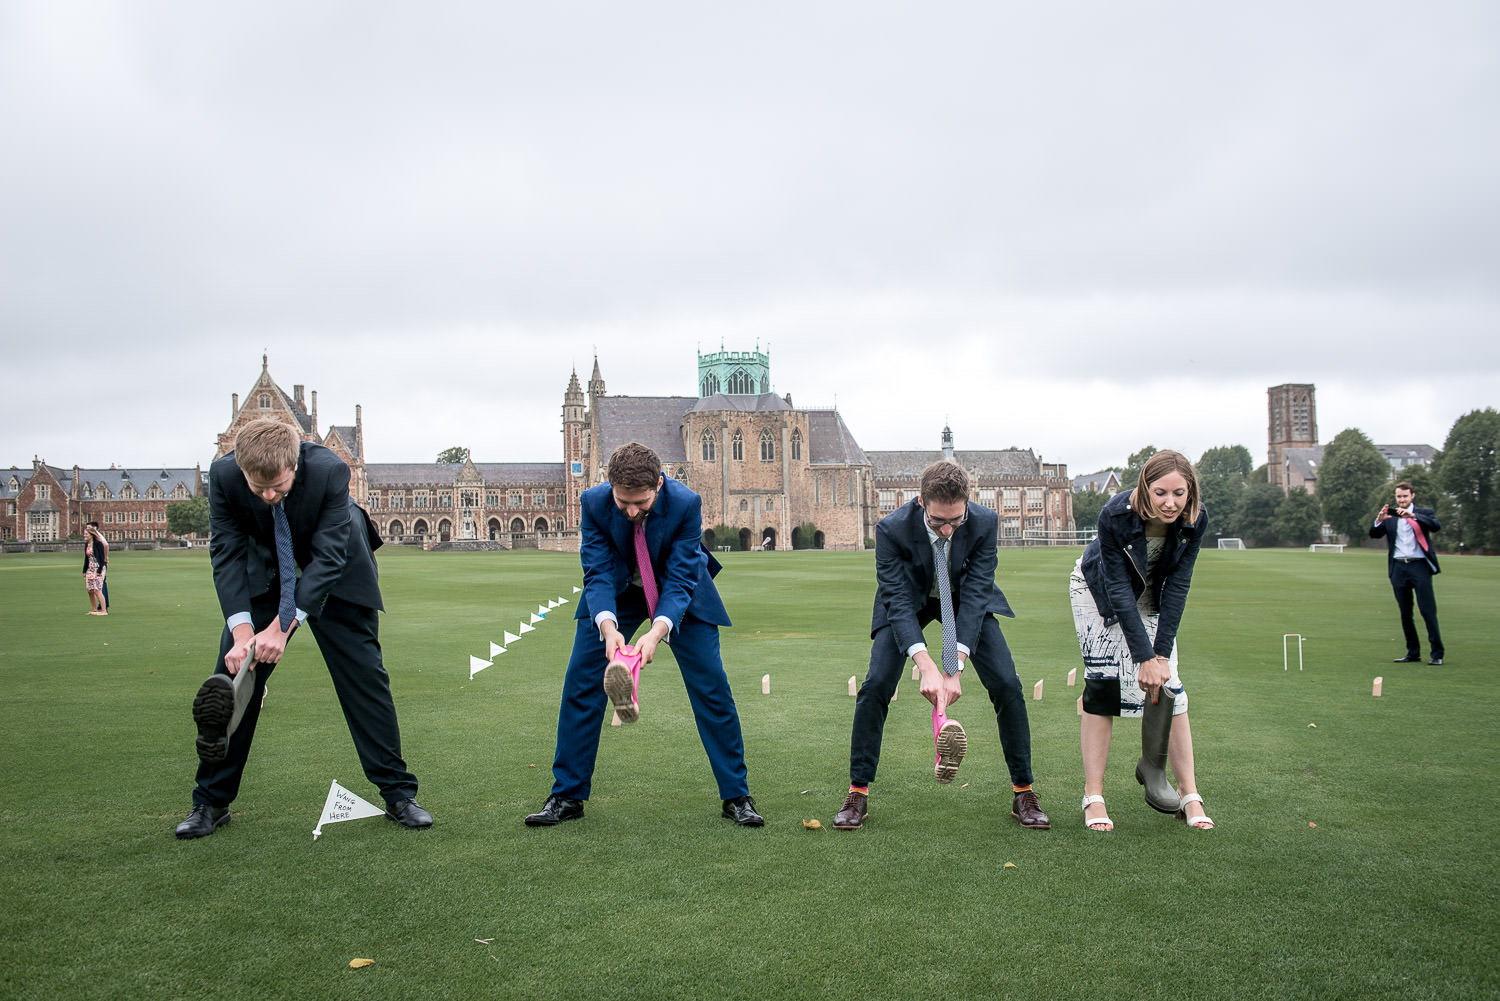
[910,505,934,592]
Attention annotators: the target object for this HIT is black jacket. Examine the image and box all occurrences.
[1079,489,1207,664]
[1370,506,1441,575]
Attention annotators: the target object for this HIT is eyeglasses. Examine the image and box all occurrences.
[924,508,968,530]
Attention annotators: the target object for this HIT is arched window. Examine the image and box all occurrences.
[759,430,775,462]
[739,499,748,512]
[790,429,802,461]
[259,395,270,408]
[700,373,721,396]
[701,430,716,461]
[535,517,549,532]
[727,369,754,394]
[732,431,744,461]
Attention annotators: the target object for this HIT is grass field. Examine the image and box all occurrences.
[1,545,1496,1000]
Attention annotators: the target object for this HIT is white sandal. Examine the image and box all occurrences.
[1081,794,1113,832]
[1176,792,1214,829]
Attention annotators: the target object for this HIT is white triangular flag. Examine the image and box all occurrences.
[529,613,544,624]
[503,630,521,645]
[547,599,559,609]
[519,621,535,634]
[313,780,386,840]
[489,642,505,657]
[573,586,581,593]
[537,604,549,616]
[556,596,569,604]
[469,655,492,679]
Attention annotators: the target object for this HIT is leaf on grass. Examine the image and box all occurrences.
[802,819,822,829]
[1003,862,1017,869]
[961,783,970,788]
[475,938,494,944]
[349,958,375,969]
[1307,723,1317,728]
[1308,822,1317,828]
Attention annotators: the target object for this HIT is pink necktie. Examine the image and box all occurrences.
[634,519,658,618]
[1403,516,1429,553]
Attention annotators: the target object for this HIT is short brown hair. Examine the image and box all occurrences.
[919,461,969,505]
[607,442,662,490]
[234,419,300,480]
[1130,449,1202,523]
[1395,481,1414,493]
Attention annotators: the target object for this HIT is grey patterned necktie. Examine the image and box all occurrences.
[273,501,297,630]
[933,536,959,676]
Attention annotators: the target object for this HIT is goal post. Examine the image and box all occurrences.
[1308,543,1345,553]
[1217,538,1245,550]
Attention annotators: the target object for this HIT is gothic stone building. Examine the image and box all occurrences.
[868,426,1074,542]
[569,349,875,550]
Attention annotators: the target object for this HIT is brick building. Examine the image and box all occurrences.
[1,460,203,543]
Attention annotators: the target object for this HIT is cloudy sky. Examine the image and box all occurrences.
[3,2,1495,476]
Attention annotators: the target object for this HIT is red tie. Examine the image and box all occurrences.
[634,519,658,618]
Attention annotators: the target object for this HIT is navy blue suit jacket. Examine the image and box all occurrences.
[209,441,384,619]
[574,476,729,629]
[1370,506,1441,576]
[871,499,1013,653]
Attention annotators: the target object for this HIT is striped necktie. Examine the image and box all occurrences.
[933,536,959,676]
[273,502,297,630]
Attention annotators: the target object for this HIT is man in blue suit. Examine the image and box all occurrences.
[175,418,431,838]
[1371,481,1445,665]
[833,460,1048,831]
[525,442,763,827]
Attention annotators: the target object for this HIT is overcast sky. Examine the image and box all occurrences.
[3,2,1495,476]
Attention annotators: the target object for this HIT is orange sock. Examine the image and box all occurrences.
[1012,784,1032,793]
[850,784,869,795]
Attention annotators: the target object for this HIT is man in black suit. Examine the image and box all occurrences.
[1371,481,1445,666]
[175,418,431,838]
[833,460,1049,831]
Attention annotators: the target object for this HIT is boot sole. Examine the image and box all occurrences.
[603,662,638,724]
[193,676,235,763]
[934,722,967,784]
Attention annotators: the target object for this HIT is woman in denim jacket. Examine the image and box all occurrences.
[1069,450,1213,831]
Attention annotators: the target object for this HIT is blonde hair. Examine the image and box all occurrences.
[1129,449,1201,524]
[233,419,300,480]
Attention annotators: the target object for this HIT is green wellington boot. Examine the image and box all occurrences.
[1136,691,1181,814]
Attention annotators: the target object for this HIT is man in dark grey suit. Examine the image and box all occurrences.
[1371,481,1445,665]
[833,460,1049,831]
[175,418,431,838]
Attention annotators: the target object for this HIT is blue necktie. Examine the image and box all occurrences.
[933,537,959,676]
[273,502,297,630]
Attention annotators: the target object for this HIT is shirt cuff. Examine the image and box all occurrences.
[956,642,971,658]
[226,612,253,631]
[594,610,618,638]
[653,614,674,638]
[907,641,927,658]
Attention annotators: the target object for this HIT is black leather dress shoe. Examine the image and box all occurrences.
[1012,790,1051,829]
[192,675,235,763]
[1393,655,1421,663]
[721,795,764,826]
[524,795,584,826]
[175,804,230,839]
[385,798,434,829]
[1429,657,1444,666]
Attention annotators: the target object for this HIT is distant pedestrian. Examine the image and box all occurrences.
[82,524,108,615]
[1371,481,1444,666]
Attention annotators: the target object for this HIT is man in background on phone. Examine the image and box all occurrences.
[1371,481,1445,666]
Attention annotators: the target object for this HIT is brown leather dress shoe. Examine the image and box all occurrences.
[833,790,868,830]
[1011,790,1050,829]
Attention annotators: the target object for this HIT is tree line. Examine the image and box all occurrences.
[1069,408,1500,553]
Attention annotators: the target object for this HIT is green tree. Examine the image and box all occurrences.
[791,522,820,549]
[1071,489,1109,532]
[1272,487,1323,546]
[1318,428,1392,541]
[1435,408,1500,552]
[708,524,740,551]
[166,496,210,536]
[1121,446,1158,490]
[1196,445,1254,540]
[436,446,470,464]
[1364,465,1446,531]
[1234,481,1285,547]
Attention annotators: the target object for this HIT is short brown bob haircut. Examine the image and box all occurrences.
[234,418,301,480]
[1129,449,1202,524]
[607,442,663,491]
[919,461,970,505]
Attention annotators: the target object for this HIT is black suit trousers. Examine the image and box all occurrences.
[192,592,418,808]
[1391,561,1444,659]
[850,600,1033,788]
